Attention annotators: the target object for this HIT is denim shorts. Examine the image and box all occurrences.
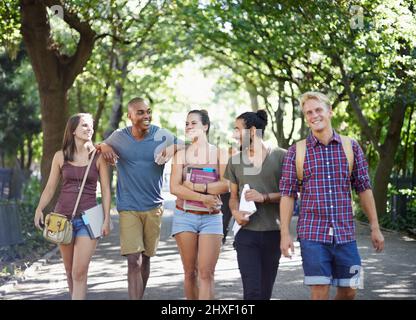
[72,217,91,238]
[300,239,362,288]
[171,208,223,237]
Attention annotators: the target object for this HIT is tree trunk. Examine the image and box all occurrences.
[276,81,287,148]
[93,82,111,142]
[26,136,33,170]
[20,0,95,188]
[92,44,116,141]
[104,82,123,138]
[287,82,298,145]
[373,153,395,216]
[102,57,127,194]
[373,95,408,216]
[413,139,416,183]
[19,143,25,170]
[39,90,68,187]
[400,104,414,176]
[103,58,128,139]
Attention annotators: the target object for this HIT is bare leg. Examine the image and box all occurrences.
[175,232,199,300]
[198,234,222,300]
[141,254,150,290]
[310,285,330,300]
[335,287,356,300]
[127,252,149,300]
[59,243,75,298]
[71,236,97,300]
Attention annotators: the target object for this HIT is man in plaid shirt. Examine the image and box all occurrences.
[279,92,384,300]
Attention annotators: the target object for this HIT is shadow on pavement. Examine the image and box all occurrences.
[1,199,415,300]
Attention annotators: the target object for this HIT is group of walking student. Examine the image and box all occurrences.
[34,92,385,300]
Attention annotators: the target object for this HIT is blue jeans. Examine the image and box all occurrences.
[300,239,362,287]
[234,229,281,300]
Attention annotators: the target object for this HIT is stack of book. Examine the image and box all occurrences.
[183,167,218,212]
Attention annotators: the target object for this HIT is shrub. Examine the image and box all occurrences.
[0,176,55,278]
[355,185,416,235]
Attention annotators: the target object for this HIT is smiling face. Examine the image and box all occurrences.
[302,98,333,133]
[233,118,253,150]
[185,112,207,140]
[128,101,152,132]
[73,115,94,141]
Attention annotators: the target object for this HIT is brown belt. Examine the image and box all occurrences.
[176,205,220,215]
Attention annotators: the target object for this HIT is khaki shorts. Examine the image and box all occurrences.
[119,206,163,257]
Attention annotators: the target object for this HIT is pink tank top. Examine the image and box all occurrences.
[54,154,99,218]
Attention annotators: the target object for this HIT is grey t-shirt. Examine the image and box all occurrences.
[105,125,177,211]
[224,147,287,231]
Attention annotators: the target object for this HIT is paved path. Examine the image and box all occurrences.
[1,193,415,300]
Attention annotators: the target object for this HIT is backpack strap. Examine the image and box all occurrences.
[339,135,355,214]
[340,135,354,176]
[295,139,306,191]
[295,136,354,188]
[295,135,356,214]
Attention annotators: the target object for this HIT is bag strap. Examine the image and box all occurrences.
[70,149,97,220]
[295,136,355,212]
[295,136,354,181]
[295,139,306,191]
[340,135,354,176]
[339,135,355,214]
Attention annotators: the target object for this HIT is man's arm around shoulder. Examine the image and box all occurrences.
[96,142,119,165]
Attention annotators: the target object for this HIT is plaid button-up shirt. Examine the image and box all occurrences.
[279,131,372,244]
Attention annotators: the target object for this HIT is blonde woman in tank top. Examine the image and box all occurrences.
[170,109,229,300]
[34,113,111,300]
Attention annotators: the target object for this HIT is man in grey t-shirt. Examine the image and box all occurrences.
[224,110,286,300]
[99,97,180,300]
